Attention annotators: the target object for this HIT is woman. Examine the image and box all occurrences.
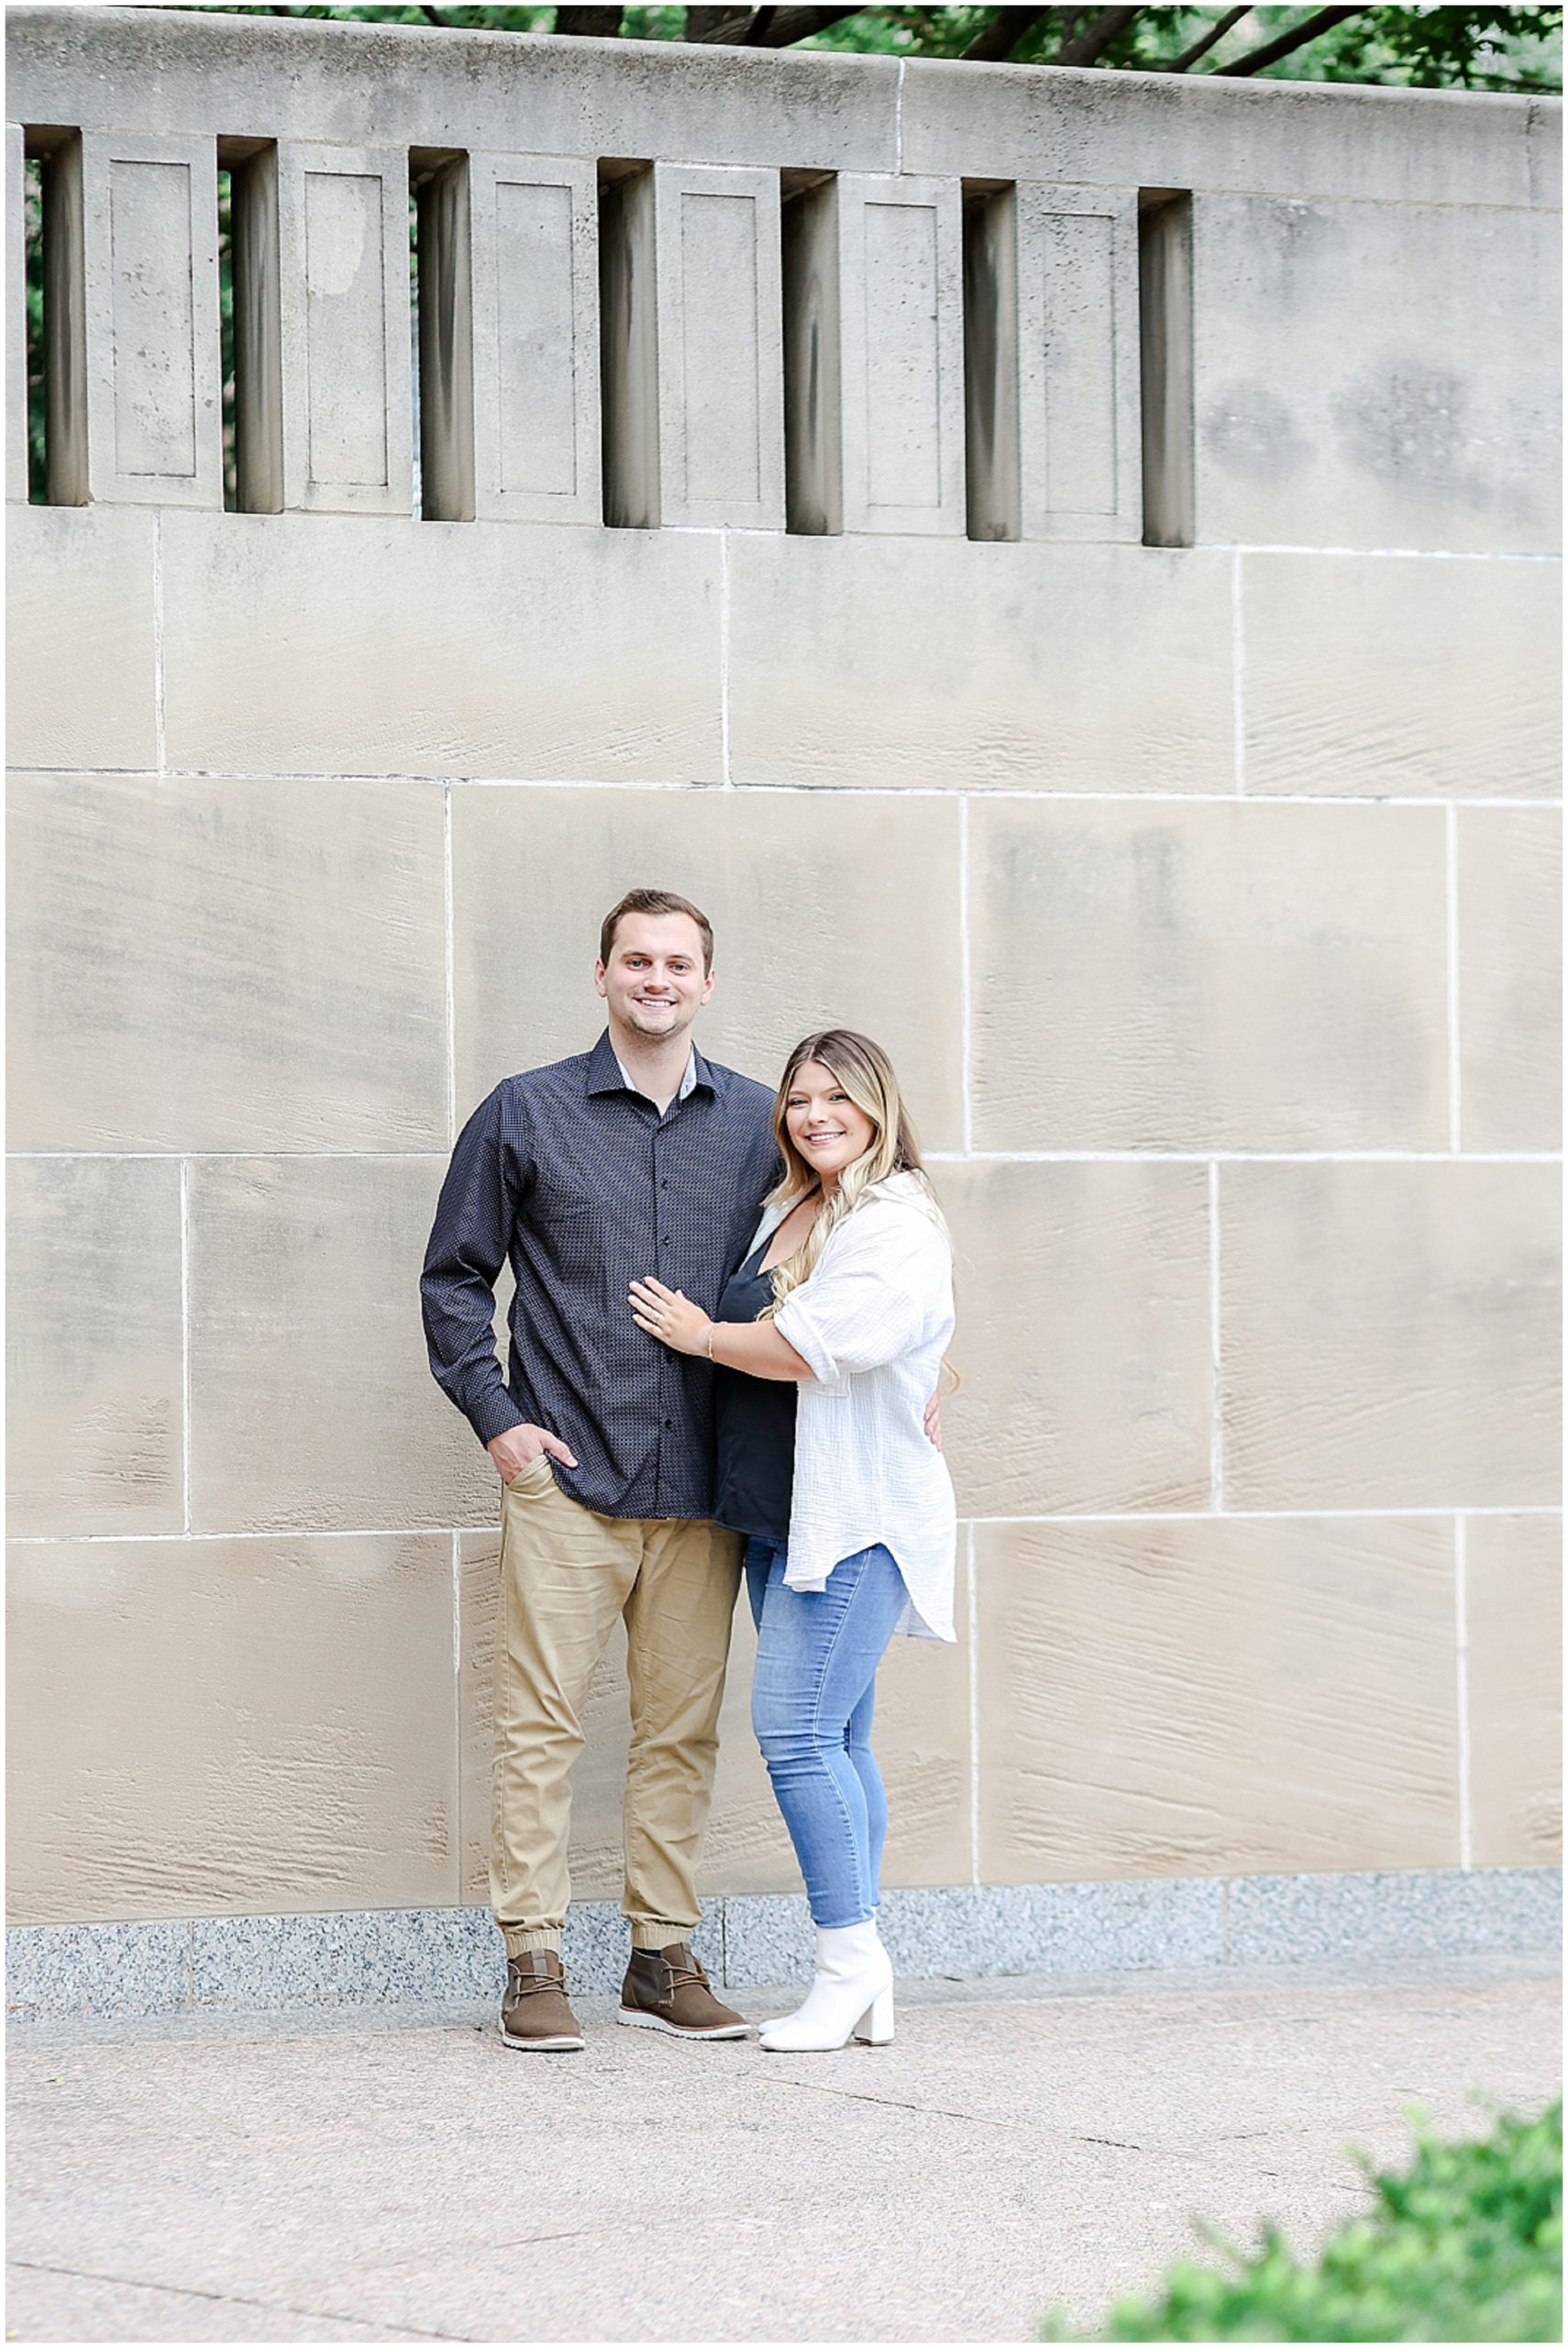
[628,1030,956,2053]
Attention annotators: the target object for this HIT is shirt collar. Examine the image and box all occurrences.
[586,1029,715,1102]
[614,1046,698,1105]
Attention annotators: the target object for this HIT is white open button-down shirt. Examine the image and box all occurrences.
[747,1170,958,1644]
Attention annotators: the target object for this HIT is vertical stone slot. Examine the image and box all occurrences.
[962,182,1020,543]
[222,138,282,514]
[407,174,422,518]
[598,161,658,529]
[413,150,473,522]
[29,131,86,504]
[216,165,237,509]
[21,150,45,500]
[780,171,841,536]
[1138,188,1194,548]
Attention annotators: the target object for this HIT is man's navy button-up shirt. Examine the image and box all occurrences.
[420,1031,780,1522]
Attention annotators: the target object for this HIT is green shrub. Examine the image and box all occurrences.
[1043,2101,1562,2343]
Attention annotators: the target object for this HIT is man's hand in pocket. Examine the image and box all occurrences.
[487,1424,580,1484]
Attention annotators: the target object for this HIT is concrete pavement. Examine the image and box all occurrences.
[6,1954,1559,2343]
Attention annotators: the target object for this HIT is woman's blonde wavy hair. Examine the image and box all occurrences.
[762,1029,942,1312]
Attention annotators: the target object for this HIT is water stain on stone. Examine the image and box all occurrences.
[1331,360,1496,512]
[1132,827,1181,935]
[1200,381,1312,482]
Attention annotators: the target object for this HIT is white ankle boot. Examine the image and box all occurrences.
[758,1920,894,2053]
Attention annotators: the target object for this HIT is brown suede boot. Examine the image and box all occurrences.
[500,1950,585,2052]
[618,1943,751,2040]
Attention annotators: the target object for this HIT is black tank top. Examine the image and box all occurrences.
[711,1236,798,1545]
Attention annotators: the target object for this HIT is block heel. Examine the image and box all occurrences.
[853,1986,895,2046]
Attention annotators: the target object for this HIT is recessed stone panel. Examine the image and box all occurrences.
[1221,1163,1562,1509]
[1194,196,1559,555]
[938,1160,1212,1519]
[81,131,223,508]
[278,143,413,515]
[1243,554,1561,799]
[970,798,1448,1151]
[469,150,600,525]
[160,513,723,782]
[1466,1513,1562,1867]
[838,173,965,537]
[450,785,965,1148]
[8,1157,183,1538]
[727,537,1233,791]
[655,163,783,531]
[186,1157,494,1534]
[1457,809,1562,1153]
[7,774,447,1152]
[6,1534,456,1922]
[974,1516,1460,1881]
[459,1529,971,1907]
[6,504,157,771]
[1016,183,1141,543]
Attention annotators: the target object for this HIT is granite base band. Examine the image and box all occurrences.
[6,1867,1559,2024]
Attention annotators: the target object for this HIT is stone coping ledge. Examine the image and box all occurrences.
[7,6,1555,214]
[7,1866,1559,2028]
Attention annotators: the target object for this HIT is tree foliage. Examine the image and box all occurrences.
[1043,2101,1564,2344]
[175,5,1562,91]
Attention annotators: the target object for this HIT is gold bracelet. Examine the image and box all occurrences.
[705,1322,715,1360]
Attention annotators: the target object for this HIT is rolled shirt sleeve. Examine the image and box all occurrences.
[774,1202,948,1389]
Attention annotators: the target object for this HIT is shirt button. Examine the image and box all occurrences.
[664,1418,673,1429]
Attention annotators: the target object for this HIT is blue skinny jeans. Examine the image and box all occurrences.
[745,1536,908,1930]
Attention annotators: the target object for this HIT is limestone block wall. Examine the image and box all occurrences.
[6,6,1562,1936]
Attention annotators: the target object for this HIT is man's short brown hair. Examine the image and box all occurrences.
[599,889,715,973]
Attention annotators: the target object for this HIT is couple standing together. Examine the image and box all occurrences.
[421,888,956,2054]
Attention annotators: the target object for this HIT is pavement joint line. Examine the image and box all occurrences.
[370,2226,646,2271]
[761,2068,1038,2132]
[764,2072,1244,2172]
[748,2066,1213,2164]
[4,2257,457,2343]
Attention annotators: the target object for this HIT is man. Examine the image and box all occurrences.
[421,889,779,2050]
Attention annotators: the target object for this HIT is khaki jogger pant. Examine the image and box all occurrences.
[491,1450,744,1958]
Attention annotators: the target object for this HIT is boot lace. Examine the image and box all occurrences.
[664,1948,711,1995]
[510,1960,566,2000]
